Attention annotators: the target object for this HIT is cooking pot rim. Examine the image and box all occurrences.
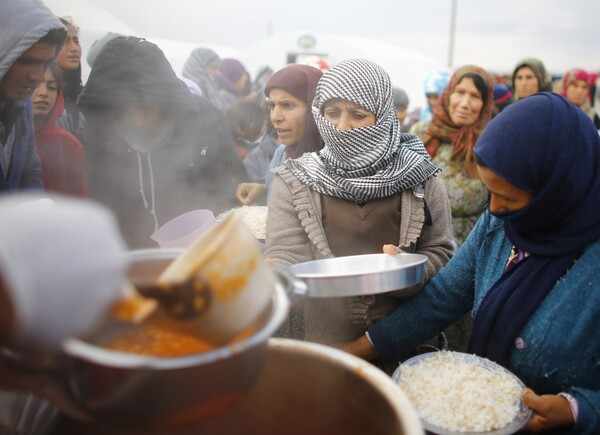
[61,283,289,369]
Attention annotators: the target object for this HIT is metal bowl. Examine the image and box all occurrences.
[0,250,289,429]
[392,352,532,435]
[284,253,428,298]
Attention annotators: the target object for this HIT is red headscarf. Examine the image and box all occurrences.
[264,64,323,159]
[561,68,591,103]
[424,65,494,174]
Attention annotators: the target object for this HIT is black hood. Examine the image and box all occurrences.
[78,36,198,113]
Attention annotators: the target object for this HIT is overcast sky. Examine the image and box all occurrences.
[87,0,599,75]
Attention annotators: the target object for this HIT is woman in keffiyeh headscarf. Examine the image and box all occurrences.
[339,93,600,433]
[265,59,454,350]
[411,65,494,245]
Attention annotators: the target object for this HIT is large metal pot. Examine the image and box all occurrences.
[0,249,289,428]
[51,339,424,435]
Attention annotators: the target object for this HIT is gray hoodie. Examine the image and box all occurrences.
[0,0,65,86]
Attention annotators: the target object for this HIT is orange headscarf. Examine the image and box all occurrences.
[424,65,494,177]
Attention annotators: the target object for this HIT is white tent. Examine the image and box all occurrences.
[239,31,446,110]
[42,2,443,110]
[44,0,240,81]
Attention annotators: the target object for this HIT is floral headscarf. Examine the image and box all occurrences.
[424,65,494,168]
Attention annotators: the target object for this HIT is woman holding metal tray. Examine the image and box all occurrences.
[264,59,454,347]
[340,92,600,433]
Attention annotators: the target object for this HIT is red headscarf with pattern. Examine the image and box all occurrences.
[424,65,494,175]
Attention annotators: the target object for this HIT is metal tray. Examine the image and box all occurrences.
[284,253,427,298]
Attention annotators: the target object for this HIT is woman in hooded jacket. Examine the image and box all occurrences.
[78,36,245,248]
[32,63,88,196]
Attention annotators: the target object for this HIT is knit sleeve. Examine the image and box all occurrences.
[568,388,600,434]
[415,176,454,282]
[264,169,319,267]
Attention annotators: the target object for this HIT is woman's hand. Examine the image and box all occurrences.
[236,183,267,205]
[521,388,575,432]
[333,335,380,361]
[382,244,401,255]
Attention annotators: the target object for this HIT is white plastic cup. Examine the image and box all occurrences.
[150,210,216,249]
[142,211,277,345]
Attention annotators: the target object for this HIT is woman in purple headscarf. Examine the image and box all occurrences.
[235,64,323,205]
[339,92,600,433]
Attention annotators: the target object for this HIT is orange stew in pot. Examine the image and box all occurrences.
[103,325,253,358]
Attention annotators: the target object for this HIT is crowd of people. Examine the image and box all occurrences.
[1,0,599,433]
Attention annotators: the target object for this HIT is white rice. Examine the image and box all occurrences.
[397,352,523,432]
[217,206,268,240]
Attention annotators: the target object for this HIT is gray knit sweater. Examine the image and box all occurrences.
[265,166,454,344]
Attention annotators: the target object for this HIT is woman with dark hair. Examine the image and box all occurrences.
[412,65,494,245]
[339,93,600,433]
[54,16,85,143]
[236,64,324,205]
[32,63,88,196]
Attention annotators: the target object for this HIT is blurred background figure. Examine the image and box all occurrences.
[182,47,225,111]
[243,121,278,184]
[0,0,66,193]
[392,87,411,131]
[253,65,274,96]
[86,31,124,67]
[225,99,266,160]
[414,65,494,245]
[594,75,600,129]
[301,55,331,73]
[419,68,451,122]
[55,16,86,143]
[511,57,551,102]
[560,67,597,123]
[410,65,494,352]
[217,57,252,109]
[78,36,246,248]
[32,63,87,196]
[491,83,513,117]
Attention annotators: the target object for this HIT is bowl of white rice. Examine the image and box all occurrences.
[216,206,268,240]
[392,351,531,435]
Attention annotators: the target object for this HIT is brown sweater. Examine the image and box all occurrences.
[265,166,454,344]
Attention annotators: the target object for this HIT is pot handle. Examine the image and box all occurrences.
[273,269,308,302]
[0,347,89,421]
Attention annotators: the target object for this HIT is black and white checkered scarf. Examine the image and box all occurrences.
[285,59,439,203]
